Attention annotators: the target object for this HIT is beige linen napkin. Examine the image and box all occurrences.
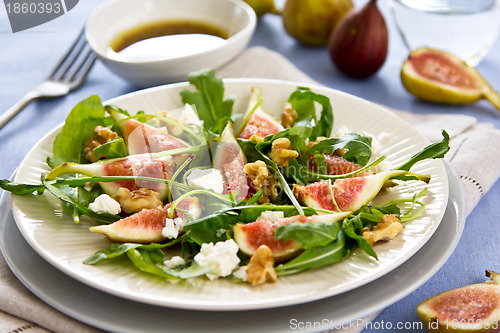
[2,47,500,332]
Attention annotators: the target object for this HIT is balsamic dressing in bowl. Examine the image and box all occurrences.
[107,20,231,61]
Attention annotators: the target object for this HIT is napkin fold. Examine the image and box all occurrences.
[2,46,500,333]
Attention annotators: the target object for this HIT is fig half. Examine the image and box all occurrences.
[401,48,500,112]
[417,270,500,332]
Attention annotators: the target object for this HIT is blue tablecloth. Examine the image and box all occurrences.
[1,0,499,332]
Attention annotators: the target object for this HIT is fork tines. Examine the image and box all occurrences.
[48,29,97,88]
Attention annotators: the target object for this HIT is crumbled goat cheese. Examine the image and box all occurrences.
[258,211,285,223]
[89,194,121,215]
[233,265,247,281]
[179,104,203,128]
[164,256,186,269]
[187,168,224,194]
[194,239,240,280]
[161,217,183,239]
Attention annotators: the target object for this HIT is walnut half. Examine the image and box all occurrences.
[362,214,403,246]
[113,187,163,214]
[281,103,298,129]
[244,161,278,204]
[84,126,119,162]
[246,245,277,286]
[268,138,299,167]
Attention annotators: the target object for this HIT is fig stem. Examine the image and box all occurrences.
[484,89,500,112]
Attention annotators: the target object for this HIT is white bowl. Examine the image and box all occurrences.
[85,0,256,86]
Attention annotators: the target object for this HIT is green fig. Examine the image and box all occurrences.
[282,0,354,46]
[401,48,500,112]
[417,270,500,332]
[242,0,279,17]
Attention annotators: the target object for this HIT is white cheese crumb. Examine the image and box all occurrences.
[179,104,203,128]
[164,256,186,269]
[161,217,183,239]
[89,194,121,215]
[83,183,94,192]
[258,211,285,223]
[187,168,224,194]
[233,265,247,281]
[194,239,240,280]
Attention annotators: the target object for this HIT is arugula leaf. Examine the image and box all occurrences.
[180,68,235,134]
[92,138,128,160]
[166,264,213,279]
[275,229,353,275]
[126,248,179,280]
[84,237,184,264]
[342,216,378,259]
[288,87,333,140]
[42,176,120,223]
[275,221,340,249]
[394,130,450,171]
[47,95,105,168]
[0,179,45,195]
[307,133,373,166]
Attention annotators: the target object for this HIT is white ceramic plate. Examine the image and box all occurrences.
[10,79,449,310]
[0,162,464,332]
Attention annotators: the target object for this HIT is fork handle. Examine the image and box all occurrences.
[0,92,40,129]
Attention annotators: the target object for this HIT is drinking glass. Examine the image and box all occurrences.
[390,0,500,66]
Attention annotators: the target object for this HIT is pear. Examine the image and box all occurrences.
[282,0,354,46]
[243,0,279,17]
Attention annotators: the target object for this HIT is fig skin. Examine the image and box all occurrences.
[282,0,354,46]
[401,48,500,112]
[417,270,500,333]
[328,0,388,79]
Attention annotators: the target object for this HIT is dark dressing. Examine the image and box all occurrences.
[108,20,230,61]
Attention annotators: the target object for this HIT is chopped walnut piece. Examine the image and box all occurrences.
[281,103,298,128]
[112,187,163,214]
[246,245,277,286]
[84,126,119,162]
[362,214,403,246]
[268,138,299,167]
[158,111,183,136]
[244,161,278,203]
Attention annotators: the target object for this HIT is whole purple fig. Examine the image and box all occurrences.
[328,0,388,78]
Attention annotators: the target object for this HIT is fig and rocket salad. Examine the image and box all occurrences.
[1,69,450,286]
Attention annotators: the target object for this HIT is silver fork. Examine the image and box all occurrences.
[0,29,96,129]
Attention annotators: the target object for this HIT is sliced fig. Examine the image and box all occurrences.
[107,106,190,155]
[238,87,284,141]
[213,123,249,200]
[46,154,176,200]
[233,212,352,261]
[310,154,365,176]
[293,170,425,212]
[90,197,201,243]
[417,270,500,333]
[401,48,500,111]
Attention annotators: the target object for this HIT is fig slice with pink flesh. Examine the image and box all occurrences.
[293,170,429,212]
[90,197,201,243]
[401,48,500,111]
[238,87,284,140]
[233,211,352,261]
[213,122,249,200]
[46,154,176,200]
[417,270,500,333]
[107,105,191,155]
